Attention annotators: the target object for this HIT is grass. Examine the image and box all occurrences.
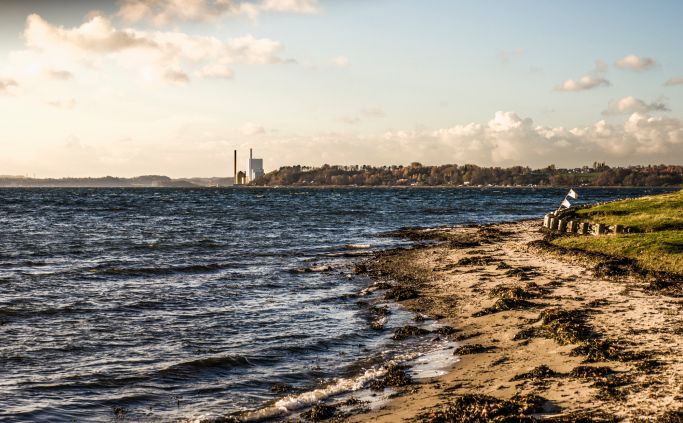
[552,190,683,275]
[554,231,683,274]
[572,190,683,232]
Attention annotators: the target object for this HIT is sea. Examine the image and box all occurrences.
[0,187,674,422]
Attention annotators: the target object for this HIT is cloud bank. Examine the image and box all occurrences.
[16,13,285,84]
[117,0,319,24]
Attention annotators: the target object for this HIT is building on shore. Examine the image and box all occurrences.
[246,148,264,182]
[233,148,264,185]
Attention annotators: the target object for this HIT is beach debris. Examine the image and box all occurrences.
[656,408,683,422]
[432,325,458,336]
[393,325,430,340]
[511,365,558,381]
[593,374,632,401]
[505,266,540,281]
[415,393,545,423]
[570,339,628,363]
[453,344,493,355]
[542,412,620,422]
[634,359,664,374]
[568,366,613,380]
[300,403,336,421]
[454,332,482,341]
[456,256,499,266]
[489,284,540,300]
[473,297,536,317]
[385,286,419,301]
[369,364,412,390]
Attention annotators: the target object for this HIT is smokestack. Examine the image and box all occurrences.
[249,148,253,182]
[234,150,237,182]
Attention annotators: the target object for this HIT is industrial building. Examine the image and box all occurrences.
[233,149,264,185]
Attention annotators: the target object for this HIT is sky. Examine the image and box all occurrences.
[0,0,682,178]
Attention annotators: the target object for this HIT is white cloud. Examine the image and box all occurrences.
[13,14,285,85]
[603,96,669,116]
[196,63,234,79]
[555,75,610,92]
[47,98,77,109]
[117,0,319,24]
[555,61,610,92]
[241,122,266,136]
[615,54,657,71]
[332,55,349,67]
[338,108,385,124]
[0,78,17,93]
[665,76,683,86]
[163,69,190,85]
[46,69,73,80]
[378,111,683,166]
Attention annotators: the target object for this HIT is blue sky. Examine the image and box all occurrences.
[0,0,682,177]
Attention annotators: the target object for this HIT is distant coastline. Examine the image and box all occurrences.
[2,163,682,188]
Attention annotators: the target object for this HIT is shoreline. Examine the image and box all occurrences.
[341,220,683,422]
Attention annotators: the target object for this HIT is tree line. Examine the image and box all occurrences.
[252,163,683,187]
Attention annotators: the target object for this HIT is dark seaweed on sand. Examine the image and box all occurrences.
[393,325,430,340]
[385,286,419,301]
[511,365,558,381]
[369,364,412,390]
[568,366,613,379]
[453,344,493,355]
[415,393,545,423]
[300,403,336,421]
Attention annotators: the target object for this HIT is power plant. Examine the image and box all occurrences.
[233,149,264,185]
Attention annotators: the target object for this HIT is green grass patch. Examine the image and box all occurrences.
[552,190,683,275]
[572,190,683,232]
[553,230,683,274]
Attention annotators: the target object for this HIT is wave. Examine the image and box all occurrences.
[90,263,229,277]
[158,355,256,377]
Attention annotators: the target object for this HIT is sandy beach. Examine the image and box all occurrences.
[347,220,683,422]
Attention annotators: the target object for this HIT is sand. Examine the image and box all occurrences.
[346,220,683,422]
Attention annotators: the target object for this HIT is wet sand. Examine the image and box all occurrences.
[348,220,683,421]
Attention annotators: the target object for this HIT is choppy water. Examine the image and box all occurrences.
[0,187,673,422]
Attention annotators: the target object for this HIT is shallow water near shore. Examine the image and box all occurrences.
[0,187,674,422]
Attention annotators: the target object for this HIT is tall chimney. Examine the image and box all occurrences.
[234,150,237,183]
[249,148,253,182]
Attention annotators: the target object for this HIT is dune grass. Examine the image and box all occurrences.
[552,190,683,275]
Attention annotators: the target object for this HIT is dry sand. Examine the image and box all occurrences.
[347,220,683,422]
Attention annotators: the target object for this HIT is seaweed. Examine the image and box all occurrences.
[432,325,458,336]
[568,366,613,379]
[456,256,499,266]
[635,359,664,374]
[505,267,540,281]
[393,325,430,340]
[454,332,482,341]
[541,412,620,422]
[415,393,545,423]
[511,365,558,381]
[369,364,412,390]
[385,286,419,301]
[473,297,536,317]
[453,344,493,355]
[300,403,336,421]
[513,327,539,341]
[488,285,539,300]
[657,408,683,422]
[570,340,626,363]
[537,308,593,345]
[592,375,632,401]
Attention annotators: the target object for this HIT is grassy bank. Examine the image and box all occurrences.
[552,190,683,275]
